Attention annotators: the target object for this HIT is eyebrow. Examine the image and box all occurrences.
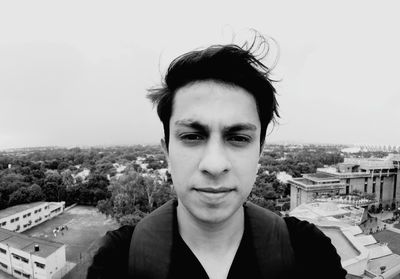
[174,119,257,133]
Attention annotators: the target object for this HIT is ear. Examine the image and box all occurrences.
[161,138,171,172]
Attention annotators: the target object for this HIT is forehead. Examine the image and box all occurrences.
[171,81,260,129]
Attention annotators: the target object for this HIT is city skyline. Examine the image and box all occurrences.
[1,1,400,149]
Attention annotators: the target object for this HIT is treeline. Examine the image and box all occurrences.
[260,145,345,177]
[0,144,392,225]
[0,146,166,209]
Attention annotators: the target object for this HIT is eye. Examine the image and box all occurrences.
[179,133,204,144]
[227,135,251,146]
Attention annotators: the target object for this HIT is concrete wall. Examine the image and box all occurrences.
[381,176,395,205]
[9,247,33,278]
[47,245,66,279]
[290,185,298,210]
[396,171,400,206]
[346,177,365,193]
[0,243,11,274]
[346,175,397,206]
[0,203,50,233]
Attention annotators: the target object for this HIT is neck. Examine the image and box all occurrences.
[177,203,245,253]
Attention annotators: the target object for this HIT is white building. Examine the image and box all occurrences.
[290,202,400,278]
[0,202,65,233]
[0,228,66,279]
[289,154,400,210]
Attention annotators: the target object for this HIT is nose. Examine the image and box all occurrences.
[198,137,232,177]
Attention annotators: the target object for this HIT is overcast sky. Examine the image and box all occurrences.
[1,0,399,149]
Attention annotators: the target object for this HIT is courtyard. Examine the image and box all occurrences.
[21,205,119,279]
[374,229,400,255]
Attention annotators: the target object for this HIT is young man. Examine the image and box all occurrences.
[87,37,347,279]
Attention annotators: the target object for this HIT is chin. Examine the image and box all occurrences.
[192,206,240,225]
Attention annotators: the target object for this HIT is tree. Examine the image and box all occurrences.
[61,169,74,189]
[87,173,109,190]
[9,187,30,206]
[97,168,173,225]
[43,170,65,201]
[27,184,45,202]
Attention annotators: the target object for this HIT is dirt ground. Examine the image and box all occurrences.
[21,205,119,279]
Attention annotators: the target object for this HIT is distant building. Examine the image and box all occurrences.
[289,154,400,210]
[0,227,66,279]
[290,202,400,278]
[0,202,65,233]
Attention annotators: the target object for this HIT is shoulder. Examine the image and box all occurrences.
[86,225,135,279]
[283,217,347,279]
[284,216,326,239]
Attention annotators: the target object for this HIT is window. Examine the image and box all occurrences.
[34,262,45,269]
[20,257,29,264]
[27,213,31,217]
[10,219,14,223]
[0,262,7,269]
[0,248,6,254]
[23,273,30,278]
[14,269,22,275]
[1,222,5,226]
[12,254,20,260]
[15,217,19,221]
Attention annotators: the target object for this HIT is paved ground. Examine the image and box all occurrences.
[16,205,119,279]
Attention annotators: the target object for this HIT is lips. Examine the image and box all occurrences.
[195,187,234,193]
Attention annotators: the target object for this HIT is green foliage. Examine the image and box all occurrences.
[0,144,379,219]
[9,187,30,206]
[97,167,173,225]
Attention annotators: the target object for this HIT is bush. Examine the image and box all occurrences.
[369,205,376,214]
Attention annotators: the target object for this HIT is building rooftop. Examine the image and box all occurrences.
[290,202,400,278]
[290,202,352,219]
[319,227,360,261]
[367,254,400,276]
[48,202,63,211]
[0,202,46,220]
[304,172,337,180]
[0,228,64,258]
[343,158,395,170]
[354,234,377,246]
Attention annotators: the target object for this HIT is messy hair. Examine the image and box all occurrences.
[147,32,279,150]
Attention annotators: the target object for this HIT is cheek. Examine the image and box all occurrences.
[169,150,197,182]
[232,157,258,184]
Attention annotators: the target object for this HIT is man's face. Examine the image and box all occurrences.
[163,80,261,224]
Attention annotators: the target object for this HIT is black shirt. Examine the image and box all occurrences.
[168,214,260,279]
[87,217,347,279]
